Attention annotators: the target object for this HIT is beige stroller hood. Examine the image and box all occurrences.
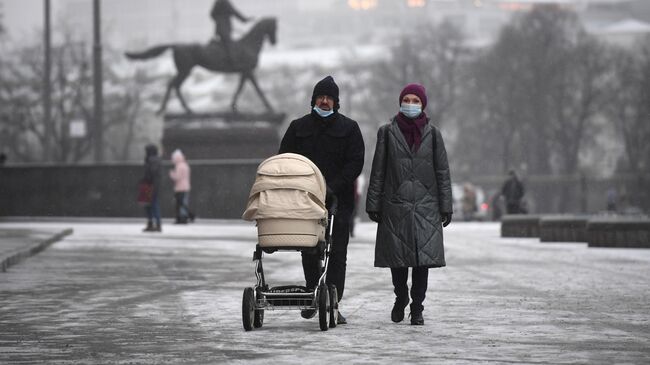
[242,153,327,221]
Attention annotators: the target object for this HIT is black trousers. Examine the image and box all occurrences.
[174,192,190,221]
[302,208,351,302]
[391,266,429,313]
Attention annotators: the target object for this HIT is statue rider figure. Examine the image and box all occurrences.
[210,0,250,66]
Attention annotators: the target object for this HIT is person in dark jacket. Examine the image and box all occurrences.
[143,144,162,232]
[501,170,525,214]
[210,0,250,64]
[366,83,453,325]
[279,75,365,325]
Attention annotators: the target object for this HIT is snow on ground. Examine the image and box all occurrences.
[1,220,649,364]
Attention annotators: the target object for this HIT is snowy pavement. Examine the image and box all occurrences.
[0,220,649,364]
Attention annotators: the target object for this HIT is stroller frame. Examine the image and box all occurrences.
[242,207,339,331]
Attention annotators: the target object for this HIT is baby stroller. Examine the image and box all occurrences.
[241,153,338,331]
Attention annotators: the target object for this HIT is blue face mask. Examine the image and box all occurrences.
[313,106,334,118]
[399,103,422,119]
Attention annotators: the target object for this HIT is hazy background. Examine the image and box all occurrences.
[1,0,649,215]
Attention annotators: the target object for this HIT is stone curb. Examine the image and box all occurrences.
[500,214,541,238]
[501,215,650,248]
[0,228,74,272]
[539,216,589,242]
[587,219,650,248]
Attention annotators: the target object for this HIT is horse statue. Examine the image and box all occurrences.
[125,17,277,115]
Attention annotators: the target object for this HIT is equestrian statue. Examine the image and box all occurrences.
[125,17,277,115]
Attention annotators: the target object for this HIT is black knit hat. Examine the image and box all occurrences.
[311,75,340,110]
[145,144,158,157]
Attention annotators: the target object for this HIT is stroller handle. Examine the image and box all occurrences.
[326,194,338,216]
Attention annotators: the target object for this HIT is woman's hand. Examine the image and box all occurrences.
[368,211,382,223]
[441,212,452,227]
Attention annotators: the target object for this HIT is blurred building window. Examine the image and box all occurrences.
[407,0,426,8]
[348,0,378,11]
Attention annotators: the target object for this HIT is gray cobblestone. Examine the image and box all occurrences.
[0,221,648,364]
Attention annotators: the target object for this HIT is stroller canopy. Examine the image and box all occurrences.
[242,153,327,221]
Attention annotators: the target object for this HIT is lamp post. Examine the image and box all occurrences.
[43,0,52,161]
[93,0,103,162]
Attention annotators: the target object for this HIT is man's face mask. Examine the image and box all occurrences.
[313,95,335,118]
[313,106,334,118]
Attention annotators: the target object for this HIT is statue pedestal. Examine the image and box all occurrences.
[161,112,285,160]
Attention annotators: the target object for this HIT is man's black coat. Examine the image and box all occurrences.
[279,110,365,212]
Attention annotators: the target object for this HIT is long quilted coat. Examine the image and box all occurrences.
[366,118,453,268]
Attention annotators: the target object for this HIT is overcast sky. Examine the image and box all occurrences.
[2,0,328,46]
[3,0,646,48]
[3,0,45,37]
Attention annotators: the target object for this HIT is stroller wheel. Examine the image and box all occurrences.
[254,309,264,328]
[318,283,330,331]
[254,287,264,328]
[328,285,338,328]
[242,287,255,331]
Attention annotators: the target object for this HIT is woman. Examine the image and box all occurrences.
[169,149,195,224]
[366,83,453,325]
[143,144,162,232]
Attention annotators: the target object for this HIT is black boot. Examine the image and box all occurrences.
[337,312,347,324]
[391,297,409,323]
[410,310,424,325]
[143,222,154,232]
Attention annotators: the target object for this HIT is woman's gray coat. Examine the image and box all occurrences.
[366,118,453,268]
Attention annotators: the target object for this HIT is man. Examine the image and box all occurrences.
[501,170,525,214]
[279,75,365,324]
[210,0,250,65]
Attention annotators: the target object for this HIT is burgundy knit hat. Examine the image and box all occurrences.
[399,83,427,109]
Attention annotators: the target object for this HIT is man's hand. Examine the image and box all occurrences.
[368,211,381,223]
[325,185,338,214]
[441,212,452,227]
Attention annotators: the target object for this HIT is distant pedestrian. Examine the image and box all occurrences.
[501,170,525,214]
[606,186,617,212]
[0,152,6,166]
[491,191,504,221]
[461,183,477,221]
[169,149,195,224]
[366,83,453,326]
[142,144,162,232]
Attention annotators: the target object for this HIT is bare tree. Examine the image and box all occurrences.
[504,6,604,177]
[455,28,531,176]
[605,36,650,210]
[0,25,153,163]
[355,20,466,129]
[455,6,611,212]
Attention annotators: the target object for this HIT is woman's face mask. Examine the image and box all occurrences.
[400,93,423,118]
[399,103,422,119]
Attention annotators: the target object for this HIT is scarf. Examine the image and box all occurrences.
[396,112,428,151]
